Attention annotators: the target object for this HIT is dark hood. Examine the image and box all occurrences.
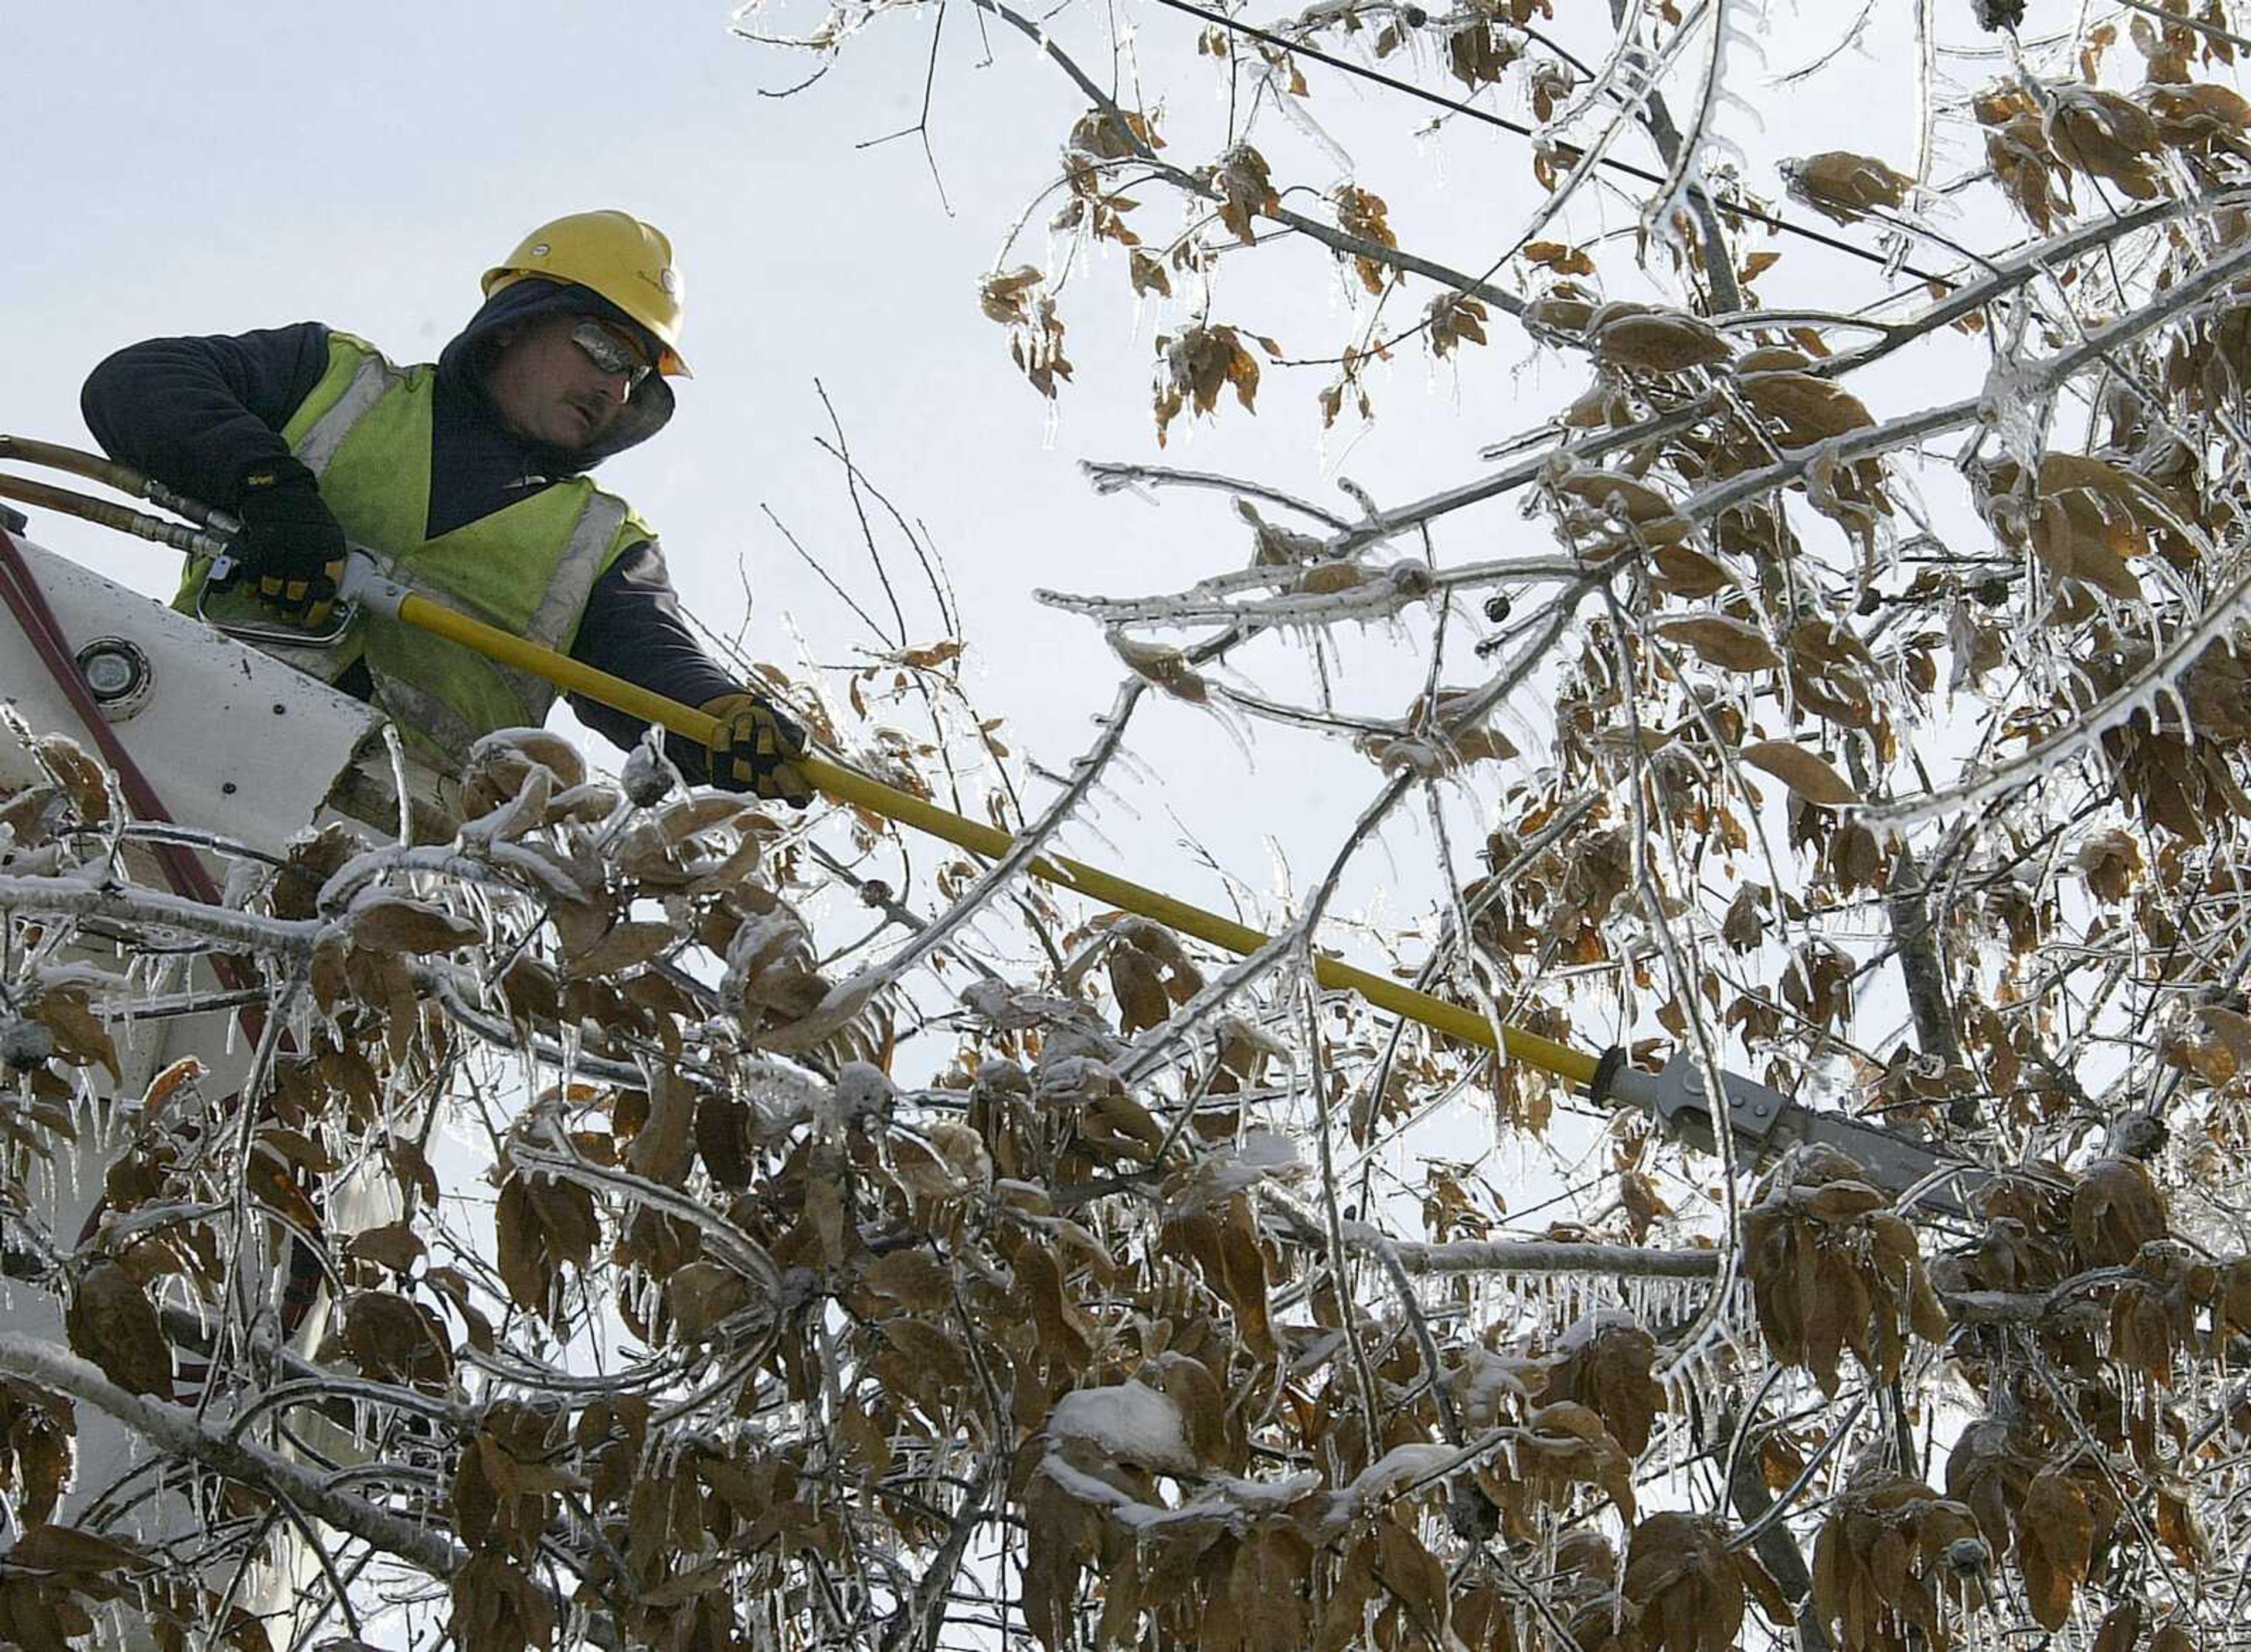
[436,277,676,474]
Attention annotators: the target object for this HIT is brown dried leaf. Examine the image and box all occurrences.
[1296,561,1368,596]
[2029,494,2144,601]
[1154,324,1266,444]
[1524,240,1596,276]
[348,896,483,957]
[1109,634,1208,702]
[980,264,1045,324]
[2148,81,2251,158]
[1988,112,2075,232]
[271,822,366,920]
[494,1172,598,1317]
[2071,1157,2167,1266]
[1373,1522,1447,1643]
[1723,883,1768,953]
[1810,1473,1980,1649]
[1128,249,1171,299]
[461,730,584,822]
[1742,741,1858,807]
[342,1291,453,1388]
[1785,150,1915,223]
[982,267,1073,400]
[627,1070,696,1188]
[244,1143,323,1234]
[1652,542,1737,597]
[2157,1488,2204,1569]
[346,1220,426,1276]
[860,1246,954,1314]
[1447,20,1519,87]
[1624,1511,1752,1647]
[1331,183,1398,294]
[32,736,111,826]
[2018,1468,2097,1629]
[1590,305,1732,373]
[1545,1318,1666,1454]
[450,1552,555,1652]
[1657,614,1781,672]
[1555,467,1694,546]
[1107,945,1172,1035]
[2076,827,2142,901]
[28,991,118,1083]
[2048,87,2162,198]
[0,1381,73,1529]
[1068,107,1162,161]
[9,1521,149,1579]
[666,1261,753,1341]
[1211,143,1280,242]
[1740,371,1876,442]
[1524,292,1597,338]
[64,1260,171,1401]
[1427,293,1490,359]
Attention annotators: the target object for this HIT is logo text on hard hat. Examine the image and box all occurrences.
[531,243,552,259]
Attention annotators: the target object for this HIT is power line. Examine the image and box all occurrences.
[1144,0,1954,285]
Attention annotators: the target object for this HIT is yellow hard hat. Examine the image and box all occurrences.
[482,210,690,377]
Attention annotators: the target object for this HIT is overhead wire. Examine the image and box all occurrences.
[1142,0,1956,285]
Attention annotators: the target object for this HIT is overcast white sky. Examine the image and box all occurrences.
[8,0,1957,1016]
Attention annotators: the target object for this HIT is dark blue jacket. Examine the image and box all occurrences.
[81,280,742,777]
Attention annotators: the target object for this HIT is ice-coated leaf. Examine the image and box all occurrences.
[2019,1469,2097,1629]
[32,734,112,825]
[348,895,483,957]
[1107,633,1208,701]
[1783,149,1915,223]
[347,1220,427,1276]
[563,919,676,980]
[1657,614,1781,672]
[1590,304,1732,373]
[29,990,117,1083]
[1742,740,1857,806]
[344,1291,453,1386]
[64,1260,171,1401]
[8,1521,150,1578]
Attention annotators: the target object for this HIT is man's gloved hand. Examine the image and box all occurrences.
[701,692,815,807]
[219,456,348,628]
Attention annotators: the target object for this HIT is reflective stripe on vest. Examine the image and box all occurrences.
[294,353,392,479]
[529,491,629,656]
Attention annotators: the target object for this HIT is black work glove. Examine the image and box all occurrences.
[701,692,814,807]
[217,456,348,628]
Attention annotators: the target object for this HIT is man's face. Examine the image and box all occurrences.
[485,312,649,450]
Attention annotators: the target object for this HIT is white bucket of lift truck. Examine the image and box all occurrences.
[1,529,412,1647]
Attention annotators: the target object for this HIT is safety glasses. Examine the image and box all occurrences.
[570,321,653,389]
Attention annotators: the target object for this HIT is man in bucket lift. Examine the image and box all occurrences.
[79,209,814,810]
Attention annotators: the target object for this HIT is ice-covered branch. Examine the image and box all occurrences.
[1080,462,1358,528]
[1038,555,1582,629]
[0,874,316,957]
[1356,1231,1725,1277]
[0,1334,458,1576]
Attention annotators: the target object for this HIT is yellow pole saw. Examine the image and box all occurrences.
[0,436,1978,1206]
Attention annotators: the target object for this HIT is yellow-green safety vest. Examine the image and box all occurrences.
[180,331,654,775]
